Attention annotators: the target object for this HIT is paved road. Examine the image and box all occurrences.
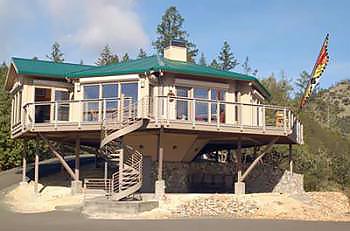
[0,163,350,231]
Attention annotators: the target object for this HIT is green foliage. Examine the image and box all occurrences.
[46,42,64,63]
[0,64,51,170]
[153,6,198,62]
[241,56,258,76]
[137,48,147,59]
[218,41,239,71]
[96,44,119,66]
[121,53,130,62]
[210,59,220,69]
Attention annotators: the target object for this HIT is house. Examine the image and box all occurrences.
[5,40,303,199]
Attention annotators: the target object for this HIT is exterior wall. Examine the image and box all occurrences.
[124,132,204,162]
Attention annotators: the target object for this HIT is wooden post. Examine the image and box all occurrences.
[289,144,293,174]
[34,150,39,194]
[22,140,27,183]
[158,147,164,181]
[75,136,80,180]
[104,161,108,180]
[236,137,242,182]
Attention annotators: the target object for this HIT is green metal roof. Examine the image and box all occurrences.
[67,55,271,98]
[11,57,94,78]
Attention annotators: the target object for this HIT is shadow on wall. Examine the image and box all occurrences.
[141,156,285,193]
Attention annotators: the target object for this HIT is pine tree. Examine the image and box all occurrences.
[122,53,130,62]
[199,52,206,66]
[242,56,258,76]
[218,41,239,71]
[153,6,198,62]
[137,48,147,58]
[295,71,311,98]
[96,45,119,66]
[32,57,38,61]
[80,59,84,65]
[46,42,64,63]
[210,59,220,69]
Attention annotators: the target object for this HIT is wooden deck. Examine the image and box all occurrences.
[13,96,303,145]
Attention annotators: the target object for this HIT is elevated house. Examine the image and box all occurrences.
[5,40,303,199]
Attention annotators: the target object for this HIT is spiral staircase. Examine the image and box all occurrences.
[84,98,148,201]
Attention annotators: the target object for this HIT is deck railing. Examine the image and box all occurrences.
[21,96,303,142]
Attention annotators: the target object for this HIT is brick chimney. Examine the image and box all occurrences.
[164,39,187,62]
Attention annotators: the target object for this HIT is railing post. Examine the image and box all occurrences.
[166,95,170,125]
[283,108,287,133]
[78,101,81,128]
[118,147,124,193]
[239,103,243,130]
[262,105,266,132]
[216,100,220,129]
[54,102,58,129]
[192,99,196,127]
[103,99,107,121]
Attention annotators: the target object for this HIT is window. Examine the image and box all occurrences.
[55,90,69,121]
[34,88,51,123]
[102,84,118,119]
[194,87,209,122]
[83,85,100,121]
[211,89,225,123]
[176,87,190,120]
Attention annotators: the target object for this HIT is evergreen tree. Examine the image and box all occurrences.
[96,45,119,66]
[210,59,220,69]
[137,48,147,58]
[122,53,130,62]
[46,42,64,63]
[32,57,38,61]
[242,56,258,76]
[295,71,311,98]
[80,59,84,65]
[199,52,207,66]
[153,6,198,62]
[218,41,239,71]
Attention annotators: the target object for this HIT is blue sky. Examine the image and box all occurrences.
[1,0,349,88]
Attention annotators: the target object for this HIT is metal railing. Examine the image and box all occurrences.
[152,95,297,133]
[21,96,302,141]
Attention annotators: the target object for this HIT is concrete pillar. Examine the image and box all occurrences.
[75,137,80,180]
[289,144,293,174]
[21,140,27,184]
[34,151,39,195]
[71,136,82,194]
[235,137,245,194]
[155,130,165,199]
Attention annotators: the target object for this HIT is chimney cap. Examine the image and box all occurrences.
[169,39,186,48]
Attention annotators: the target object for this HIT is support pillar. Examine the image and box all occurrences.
[235,137,245,194]
[155,129,165,199]
[21,140,27,184]
[71,136,82,194]
[34,150,39,195]
[289,144,293,174]
[104,161,108,180]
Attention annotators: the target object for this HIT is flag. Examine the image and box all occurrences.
[299,34,330,109]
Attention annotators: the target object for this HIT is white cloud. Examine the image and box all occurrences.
[0,0,149,62]
[41,0,149,57]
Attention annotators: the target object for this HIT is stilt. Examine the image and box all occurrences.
[75,137,80,180]
[155,128,165,199]
[34,150,39,195]
[71,136,82,194]
[234,137,245,194]
[289,144,293,174]
[21,140,27,184]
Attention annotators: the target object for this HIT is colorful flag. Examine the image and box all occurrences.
[299,34,329,109]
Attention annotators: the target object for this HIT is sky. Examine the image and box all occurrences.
[1,0,349,88]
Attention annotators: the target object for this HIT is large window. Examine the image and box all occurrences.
[211,89,225,123]
[34,88,51,123]
[12,90,22,126]
[102,84,118,119]
[55,91,69,121]
[194,87,209,122]
[176,87,190,120]
[83,85,100,121]
[83,82,138,122]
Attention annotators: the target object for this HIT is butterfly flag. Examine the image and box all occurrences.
[299,34,330,109]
